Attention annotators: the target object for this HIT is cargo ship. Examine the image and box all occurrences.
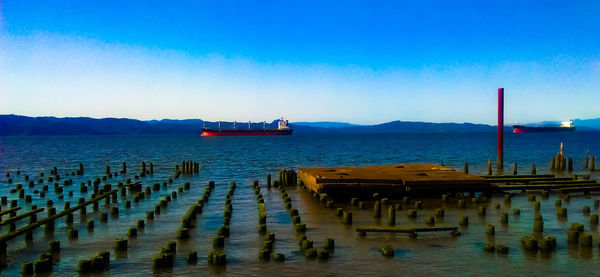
[201,119,293,136]
[513,120,576,133]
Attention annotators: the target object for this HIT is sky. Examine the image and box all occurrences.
[0,1,599,125]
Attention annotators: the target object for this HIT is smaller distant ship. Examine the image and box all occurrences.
[201,119,293,136]
[513,120,576,133]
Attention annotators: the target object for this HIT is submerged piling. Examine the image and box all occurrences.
[500,213,508,224]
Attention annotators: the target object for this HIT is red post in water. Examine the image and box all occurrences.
[497,88,504,171]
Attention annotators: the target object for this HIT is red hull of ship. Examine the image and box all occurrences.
[201,129,293,136]
[512,125,575,133]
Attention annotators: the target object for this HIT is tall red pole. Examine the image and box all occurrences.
[497,88,504,171]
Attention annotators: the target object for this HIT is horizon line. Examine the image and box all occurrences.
[3,113,599,127]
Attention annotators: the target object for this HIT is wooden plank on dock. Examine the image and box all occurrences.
[299,164,490,196]
[481,174,555,179]
[529,180,596,185]
[486,177,572,183]
[492,182,600,191]
[355,225,458,233]
[560,186,600,193]
[302,164,455,185]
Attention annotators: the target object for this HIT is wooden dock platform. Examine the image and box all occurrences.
[481,174,600,193]
[298,164,490,197]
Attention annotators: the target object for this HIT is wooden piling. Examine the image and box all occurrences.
[557,207,568,218]
[583,205,591,215]
[533,219,544,233]
[500,212,508,224]
[115,238,128,251]
[426,215,435,226]
[373,200,381,218]
[590,214,599,225]
[486,225,495,235]
[381,245,394,257]
[568,157,573,172]
[579,233,593,247]
[343,211,352,224]
[478,206,486,217]
[521,236,538,251]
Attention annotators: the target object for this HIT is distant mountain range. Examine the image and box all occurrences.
[292,121,363,128]
[0,114,598,136]
[523,118,600,129]
[293,121,497,133]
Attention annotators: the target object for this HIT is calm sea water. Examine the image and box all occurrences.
[0,132,599,276]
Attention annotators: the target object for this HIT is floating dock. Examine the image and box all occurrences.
[482,174,600,193]
[298,164,491,197]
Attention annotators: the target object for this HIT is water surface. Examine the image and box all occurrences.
[0,132,599,276]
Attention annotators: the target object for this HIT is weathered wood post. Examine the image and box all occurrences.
[568,157,573,172]
[373,200,381,218]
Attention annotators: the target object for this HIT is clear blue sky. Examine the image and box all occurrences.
[1,1,599,124]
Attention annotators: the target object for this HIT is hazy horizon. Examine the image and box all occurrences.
[4,113,600,127]
[1,1,599,125]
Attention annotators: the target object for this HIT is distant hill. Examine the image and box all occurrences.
[517,118,600,130]
[314,121,497,133]
[574,118,600,129]
[0,114,598,136]
[293,121,363,128]
[0,115,290,136]
[0,115,200,135]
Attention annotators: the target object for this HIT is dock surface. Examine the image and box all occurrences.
[298,164,490,197]
[480,174,600,192]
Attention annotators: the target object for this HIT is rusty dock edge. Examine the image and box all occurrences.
[298,164,491,198]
